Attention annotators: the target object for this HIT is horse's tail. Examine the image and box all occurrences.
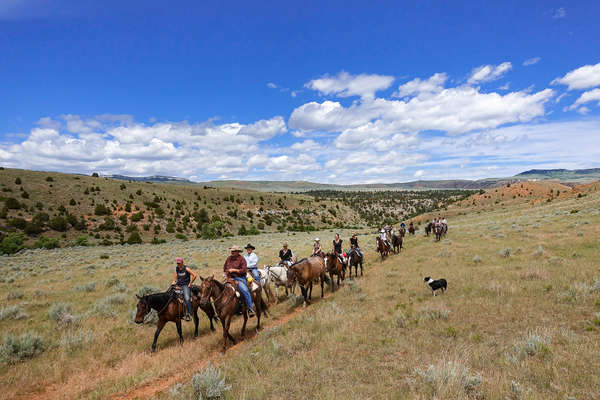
[323,274,331,285]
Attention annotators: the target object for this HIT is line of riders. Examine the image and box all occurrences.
[171,233,365,322]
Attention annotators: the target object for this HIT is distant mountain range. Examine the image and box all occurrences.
[103,168,600,192]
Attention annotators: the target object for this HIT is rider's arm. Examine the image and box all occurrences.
[187,267,197,286]
[172,270,177,285]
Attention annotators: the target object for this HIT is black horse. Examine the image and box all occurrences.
[134,285,218,352]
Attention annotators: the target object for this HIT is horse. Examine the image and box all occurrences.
[287,256,326,306]
[197,276,267,353]
[134,285,218,352]
[391,233,403,253]
[425,222,433,236]
[257,268,276,304]
[434,224,443,241]
[347,247,363,278]
[398,227,406,238]
[408,224,415,235]
[376,236,388,261]
[324,252,345,291]
[264,264,296,301]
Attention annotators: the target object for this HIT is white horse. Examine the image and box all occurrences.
[256,268,276,304]
[264,264,296,302]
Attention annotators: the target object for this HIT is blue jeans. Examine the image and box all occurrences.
[233,277,254,312]
[349,247,363,258]
[249,268,261,284]
[181,285,193,316]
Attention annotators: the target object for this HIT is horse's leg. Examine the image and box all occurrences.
[329,272,335,291]
[240,310,248,339]
[320,275,324,298]
[176,319,184,345]
[152,319,166,352]
[309,281,313,300]
[193,306,199,337]
[300,285,308,306]
[360,262,363,276]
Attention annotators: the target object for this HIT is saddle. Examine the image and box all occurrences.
[171,285,185,305]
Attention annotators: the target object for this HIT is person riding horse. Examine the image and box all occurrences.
[380,229,391,251]
[223,245,255,317]
[348,233,363,259]
[171,257,197,321]
[312,238,324,257]
[244,243,261,285]
[279,242,293,267]
[332,233,345,265]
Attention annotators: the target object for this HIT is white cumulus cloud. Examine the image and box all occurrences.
[305,71,394,99]
[552,62,600,90]
[523,57,541,66]
[468,62,512,84]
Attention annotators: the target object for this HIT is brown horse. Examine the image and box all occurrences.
[398,227,406,237]
[325,252,345,291]
[288,257,326,306]
[408,223,415,235]
[197,276,267,353]
[134,285,218,352]
[425,222,433,236]
[376,236,388,261]
[347,247,363,278]
[391,233,403,253]
[434,224,443,241]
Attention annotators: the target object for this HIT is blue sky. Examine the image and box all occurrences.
[1,0,599,183]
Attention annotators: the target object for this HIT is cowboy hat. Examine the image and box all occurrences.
[314,238,320,241]
[282,242,288,247]
[244,243,255,250]
[229,245,242,252]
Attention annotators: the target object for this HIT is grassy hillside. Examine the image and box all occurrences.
[0,179,599,399]
[0,168,363,248]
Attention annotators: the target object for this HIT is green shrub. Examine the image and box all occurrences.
[60,329,94,355]
[0,306,28,321]
[75,282,96,292]
[130,211,144,222]
[175,233,188,241]
[24,221,44,235]
[8,217,27,229]
[0,232,26,255]
[21,191,29,199]
[48,302,72,322]
[94,204,110,216]
[0,331,46,364]
[14,177,21,185]
[74,235,88,246]
[34,235,60,250]
[238,225,247,235]
[48,216,68,232]
[190,362,232,399]
[4,197,20,209]
[126,231,142,244]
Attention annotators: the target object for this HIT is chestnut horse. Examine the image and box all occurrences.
[347,247,363,278]
[288,257,326,306]
[376,236,388,261]
[391,233,403,253]
[425,222,433,237]
[197,276,267,353]
[134,285,218,352]
[434,224,443,241]
[408,223,415,235]
[324,252,345,291]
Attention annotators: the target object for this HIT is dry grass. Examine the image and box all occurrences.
[1,181,600,399]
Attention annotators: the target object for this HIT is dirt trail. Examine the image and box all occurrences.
[112,306,306,400]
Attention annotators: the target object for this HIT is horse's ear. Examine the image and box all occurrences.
[199,275,204,281]
[136,295,141,299]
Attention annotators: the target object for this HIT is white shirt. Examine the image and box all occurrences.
[244,252,258,269]
[380,232,386,240]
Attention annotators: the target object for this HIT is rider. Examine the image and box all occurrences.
[244,243,261,284]
[312,238,323,256]
[349,233,363,259]
[400,221,406,230]
[380,229,390,250]
[332,233,344,264]
[223,245,255,317]
[442,216,447,226]
[279,242,293,266]
[172,257,197,321]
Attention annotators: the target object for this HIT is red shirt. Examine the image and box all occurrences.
[223,255,247,278]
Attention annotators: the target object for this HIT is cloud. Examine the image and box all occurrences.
[552,7,566,19]
[238,116,287,139]
[467,62,512,84]
[266,82,277,89]
[567,88,600,111]
[414,170,425,178]
[523,57,541,66]
[393,73,447,97]
[552,62,600,90]
[305,71,394,99]
[290,139,321,152]
[290,78,554,136]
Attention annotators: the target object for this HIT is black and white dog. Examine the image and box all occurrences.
[424,277,447,296]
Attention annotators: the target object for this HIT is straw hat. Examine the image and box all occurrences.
[229,245,242,252]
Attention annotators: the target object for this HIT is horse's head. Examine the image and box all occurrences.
[197,275,213,307]
[134,295,150,324]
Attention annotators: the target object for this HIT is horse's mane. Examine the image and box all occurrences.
[146,291,170,310]
[212,279,225,290]
[291,258,308,266]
